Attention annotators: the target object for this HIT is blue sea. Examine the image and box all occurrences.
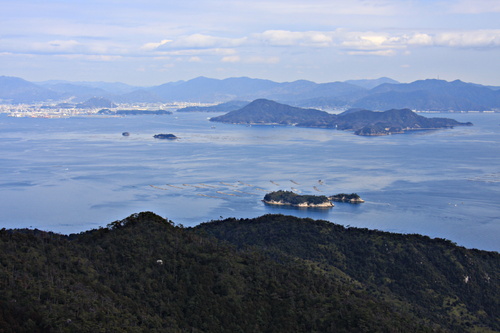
[0,112,499,252]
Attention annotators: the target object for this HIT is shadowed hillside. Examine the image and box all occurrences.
[196,214,500,332]
[1,212,498,332]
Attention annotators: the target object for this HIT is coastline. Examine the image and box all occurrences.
[262,199,334,208]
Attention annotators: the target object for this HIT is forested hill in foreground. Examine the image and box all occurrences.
[1,212,499,332]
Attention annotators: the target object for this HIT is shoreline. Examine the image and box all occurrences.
[262,199,334,208]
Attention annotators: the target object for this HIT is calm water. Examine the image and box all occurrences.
[0,112,499,252]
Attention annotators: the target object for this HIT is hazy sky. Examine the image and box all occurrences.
[1,0,499,86]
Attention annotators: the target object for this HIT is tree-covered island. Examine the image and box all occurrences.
[153,133,178,140]
[263,190,334,208]
[263,191,365,207]
[210,99,473,136]
[329,193,365,203]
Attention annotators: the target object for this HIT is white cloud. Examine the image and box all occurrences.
[336,30,417,55]
[133,28,500,67]
[156,34,247,50]
[402,30,500,48]
[433,30,500,48]
[258,30,333,47]
[220,55,279,64]
[153,48,237,57]
[406,33,434,46]
[346,50,396,56]
[1,37,129,57]
[141,39,172,51]
[8,27,500,64]
[338,30,500,51]
[55,54,122,61]
[1,0,498,85]
[340,33,403,51]
[221,55,240,63]
[188,56,202,62]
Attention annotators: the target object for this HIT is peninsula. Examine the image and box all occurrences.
[210,99,473,136]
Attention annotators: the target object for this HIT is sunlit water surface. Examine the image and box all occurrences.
[0,112,499,251]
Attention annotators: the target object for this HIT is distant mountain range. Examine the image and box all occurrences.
[1,75,500,111]
[351,79,500,111]
[210,99,472,135]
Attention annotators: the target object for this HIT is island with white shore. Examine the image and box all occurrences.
[263,190,333,208]
[328,193,365,203]
[263,190,365,208]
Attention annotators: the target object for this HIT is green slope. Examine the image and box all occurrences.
[196,214,500,332]
[1,212,498,332]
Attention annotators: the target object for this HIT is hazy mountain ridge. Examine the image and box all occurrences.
[353,79,500,111]
[0,76,60,103]
[1,212,498,332]
[177,100,249,112]
[37,80,142,95]
[345,77,400,89]
[36,83,110,103]
[2,75,500,111]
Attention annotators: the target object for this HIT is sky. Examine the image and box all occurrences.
[1,0,500,86]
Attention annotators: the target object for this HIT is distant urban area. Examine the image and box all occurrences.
[1,101,498,119]
[0,101,213,118]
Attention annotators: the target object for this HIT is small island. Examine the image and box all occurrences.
[263,191,334,208]
[153,133,178,140]
[328,193,365,203]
